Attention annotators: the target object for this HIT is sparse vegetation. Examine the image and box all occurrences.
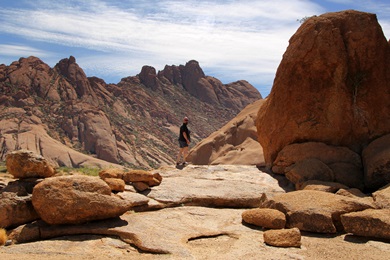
[57,166,101,176]
[0,161,7,173]
[0,228,7,246]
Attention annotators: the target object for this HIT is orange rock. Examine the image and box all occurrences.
[6,150,55,179]
[256,10,390,168]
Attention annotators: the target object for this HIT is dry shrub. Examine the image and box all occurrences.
[0,228,7,246]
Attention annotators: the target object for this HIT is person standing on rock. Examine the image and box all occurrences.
[177,117,191,166]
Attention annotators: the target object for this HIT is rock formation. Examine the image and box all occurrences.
[256,10,390,190]
[188,98,265,165]
[0,56,261,169]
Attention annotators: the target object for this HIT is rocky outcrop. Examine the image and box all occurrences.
[263,228,301,248]
[0,56,261,169]
[188,99,265,165]
[260,190,374,233]
[32,175,133,225]
[256,10,390,191]
[6,150,55,179]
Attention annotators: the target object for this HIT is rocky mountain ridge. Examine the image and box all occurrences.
[0,56,261,168]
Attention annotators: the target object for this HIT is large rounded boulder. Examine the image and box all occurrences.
[32,175,133,225]
[256,10,390,170]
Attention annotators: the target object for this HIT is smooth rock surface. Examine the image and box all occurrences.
[147,165,286,208]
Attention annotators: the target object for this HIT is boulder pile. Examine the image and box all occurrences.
[0,150,162,228]
[98,168,162,192]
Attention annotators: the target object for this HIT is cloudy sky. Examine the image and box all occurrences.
[0,0,389,96]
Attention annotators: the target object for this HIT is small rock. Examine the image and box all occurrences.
[242,208,285,229]
[263,228,301,247]
[132,182,150,192]
[99,168,124,180]
[123,170,154,183]
[103,178,125,192]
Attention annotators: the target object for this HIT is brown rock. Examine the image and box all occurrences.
[6,150,56,179]
[152,172,163,182]
[328,162,364,190]
[32,175,132,225]
[300,180,349,193]
[263,228,301,247]
[336,188,375,207]
[272,142,361,174]
[0,192,39,228]
[285,158,334,187]
[362,134,390,190]
[260,190,373,233]
[372,183,390,209]
[188,99,265,165]
[99,168,124,180]
[256,10,390,168]
[123,170,154,183]
[242,208,286,229]
[103,178,125,192]
[341,209,390,240]
[132,182,150,192]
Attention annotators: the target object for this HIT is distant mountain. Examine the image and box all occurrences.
[0,56,262,169]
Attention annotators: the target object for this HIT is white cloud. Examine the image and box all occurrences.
[0,44,50,58]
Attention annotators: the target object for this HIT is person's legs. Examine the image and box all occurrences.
[177,147,184,164]
[182,146,189,163]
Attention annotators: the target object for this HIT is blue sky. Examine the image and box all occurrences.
[0,0,389,97]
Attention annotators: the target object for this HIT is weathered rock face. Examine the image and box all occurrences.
[341,209,390,240]
[32,175,133,225]
[0,192,39,228]
[188,99,265,165]
[256,10,390,169]
[6,150,55,179]
[0,56,261,169]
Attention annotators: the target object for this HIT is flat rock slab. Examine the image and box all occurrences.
[5,206,390,260]
[147,165,286,208]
